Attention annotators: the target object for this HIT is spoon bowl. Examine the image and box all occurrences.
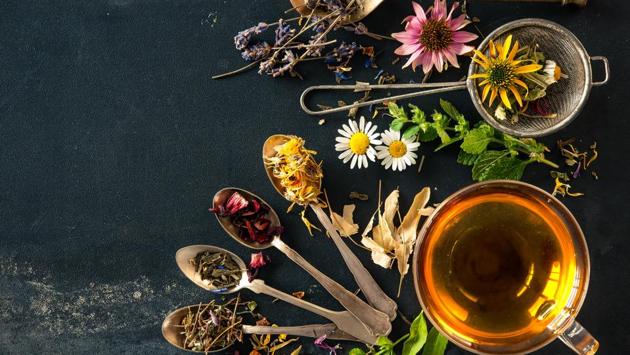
[213,187,280,250]
[289,0,384,24]
[176,245,247,293]
[262,134,323,201]
[162,305,234,353]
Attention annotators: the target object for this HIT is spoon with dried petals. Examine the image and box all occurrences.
[175,244,378,344]
[162,306,359,354]
[289,0,384,25]
[261,134,398,320]
[213,187,391,336]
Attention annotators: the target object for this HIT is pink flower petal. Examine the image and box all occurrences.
[447,2,459,20]
[392,31,419,44]
[432,0,447,19]
[395,43,421,56]
[403,49,423,70]
[450,43,475,55]
[421,52,435,73]
[442,48,459,68]
[452,31,478,44]
[411,1,427,22]
[449,15,470,30]
[433,51,444,72]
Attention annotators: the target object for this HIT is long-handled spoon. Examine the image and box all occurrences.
[213,187,391,336]
[162,306,359,354]
[176,244,378,344]
[262,135,397,320]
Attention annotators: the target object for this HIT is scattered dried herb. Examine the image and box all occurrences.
[547,138,598,198]
[388,99,558,181]
[179,297,244,352]
[210,191,283,245]
[349,191,368,201]
[190,251,243,291]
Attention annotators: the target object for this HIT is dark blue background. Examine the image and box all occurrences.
[1,0,628,354]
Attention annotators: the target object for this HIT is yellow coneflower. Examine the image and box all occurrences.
[469,35,543,110]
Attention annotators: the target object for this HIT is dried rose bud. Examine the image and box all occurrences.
[225,192,249,215]
[249,252,270,269]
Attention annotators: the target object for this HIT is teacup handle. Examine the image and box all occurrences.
[559,320,599,354]
[590,56,610,87]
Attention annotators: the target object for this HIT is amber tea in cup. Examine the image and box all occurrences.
[413,181,598,354]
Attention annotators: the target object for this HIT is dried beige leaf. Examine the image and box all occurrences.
[361,237,394,268]
[397,187,431,245]
[330,204,359,237]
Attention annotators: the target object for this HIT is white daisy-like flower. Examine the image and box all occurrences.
[375,130,420,171]
[543,60,568,84]
[335,116,381,169]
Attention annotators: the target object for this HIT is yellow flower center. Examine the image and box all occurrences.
[349,132,370,155]
[388,141,407,158]
[487,60,516,88]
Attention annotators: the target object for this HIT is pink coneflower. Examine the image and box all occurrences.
[392,0,478,74]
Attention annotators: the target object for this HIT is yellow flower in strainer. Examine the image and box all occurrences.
[469,34,543,110]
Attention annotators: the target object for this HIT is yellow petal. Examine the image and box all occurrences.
[473,50,490,66]
[469,73,489,80]
[479,79,490,86]
[514,64,543,74]
[489,40,497,57]
[509,85,523,107]
[482,84,491,102]
[501,35,513,60]
[471,56,489,69]
[500,89,512,110]
[489,88,498,107]
[513,78,528,89]
[508,40,520,61]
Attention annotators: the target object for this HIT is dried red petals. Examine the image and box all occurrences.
[249,252,270,269]
[210,192,283,244]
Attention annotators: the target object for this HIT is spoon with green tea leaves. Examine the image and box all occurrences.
[162,304,358,354]
[262,134,398,320]
[289,0,384,25]
[176,245,378,344]
[212,187,391,337]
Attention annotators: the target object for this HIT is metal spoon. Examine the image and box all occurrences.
[175,244,378,344]
[162,306,359,354]
[213,187,391,336]
[262,134,398,320]
[289,0,384,24]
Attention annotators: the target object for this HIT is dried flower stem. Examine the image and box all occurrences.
[273,39,337,50]
[212,59,262,79]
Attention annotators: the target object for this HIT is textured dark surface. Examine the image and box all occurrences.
[1,0,628,354]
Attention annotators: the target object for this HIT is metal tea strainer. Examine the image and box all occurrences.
[299,18,609,137]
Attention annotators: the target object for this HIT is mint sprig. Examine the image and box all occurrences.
[388,100,558,181]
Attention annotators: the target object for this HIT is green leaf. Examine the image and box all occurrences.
[471,150,509,181]
[519,137,547,154]
[403,125,421,140]
[409,104,427,124]
[401,313,428,355]
[431,112,451,144]
[461,124,495,154]
[391,117,407,131]
[457,150,480,166]
[388,102,408,121]
[377,336,394,348]
[421,328,448,355]
[349,348,367,355]
[439,99,464,122]
[418,123,438,142]
[472,150,528,181]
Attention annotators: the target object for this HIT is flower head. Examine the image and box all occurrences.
[335,116,381,169]
[392,1,478,73]
[375,130,420,171]
[469,35,543,110]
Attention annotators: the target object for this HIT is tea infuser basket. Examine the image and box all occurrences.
[468,18,609,137]
[299,18,609,138]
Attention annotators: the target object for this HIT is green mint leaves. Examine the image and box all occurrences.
[388,100,557,181]
[349,312,447,355]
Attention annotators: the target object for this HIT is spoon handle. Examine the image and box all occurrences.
[272,237,391,336]
[246,279,377,344]
[310,204,398,320]
[242,323,360,341]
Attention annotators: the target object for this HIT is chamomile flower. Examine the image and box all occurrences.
[335,116,381,169]
[375,130,420,171]
[543,60,567,83]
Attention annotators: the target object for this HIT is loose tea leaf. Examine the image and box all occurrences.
[190,251,242,290]
[179,297,244,352]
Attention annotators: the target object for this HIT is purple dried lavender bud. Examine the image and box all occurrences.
[241,42,271,61]
[324,42,359,65]
[274,19,296,47]
[258,57,276,75]
[311,16,328,34]
[234,22,269,50]
[344,22,368,35]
